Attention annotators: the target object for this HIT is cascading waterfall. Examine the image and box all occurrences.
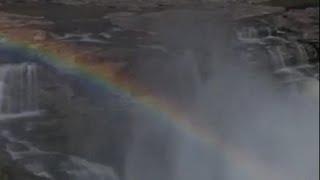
[0,63,41,120]
[294,42,310,65]
[267,45,287,70]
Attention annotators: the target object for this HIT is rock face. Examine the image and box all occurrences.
[0,0,271,7]
[232,4,285,20]
[235,6,319,85]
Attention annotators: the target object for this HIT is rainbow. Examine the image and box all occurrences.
[0,27,292,180]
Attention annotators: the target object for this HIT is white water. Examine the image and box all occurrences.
[0,62,119,180]
[295,42,310,64]
[124,20,319,180]
[52,33,109,44]
[67,156,119,180]
[0,111,43,121]
[0,63,41,120]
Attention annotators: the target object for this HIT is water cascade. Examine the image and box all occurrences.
[0,63,41,120]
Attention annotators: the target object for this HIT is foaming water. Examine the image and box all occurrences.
[67,156,119,180]
[52,33,109,44]
[125,56,319,180]
[0,63,40,114]
[1,130,119,180]
[2,130,46,160]
[0,110,43,121]
[0,62,118,180]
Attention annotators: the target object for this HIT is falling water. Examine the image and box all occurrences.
[0,63,40,120]
[295,42,310,64]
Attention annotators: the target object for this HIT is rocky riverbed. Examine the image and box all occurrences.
[0,1,319,180]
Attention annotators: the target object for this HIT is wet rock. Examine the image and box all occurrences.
[95,47,138,61]
[108,9,230,33]
[246,0,269,3]
[0,157,47,180]
[271,7,319,40]
[285,8,319,25]
[15,0,174,8]
[232,4,285,20]
[103,12,137,21]
[235,5,319,84]
[0,12,53,30]
[6,143,29,152]
[49,0,101,6]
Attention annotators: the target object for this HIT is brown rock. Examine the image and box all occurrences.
[33,30,47,41]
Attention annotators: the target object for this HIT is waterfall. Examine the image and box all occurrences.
[0,63,41,120]
[294,42,310,64]
[267,45,287,70]
[237,26,260,44]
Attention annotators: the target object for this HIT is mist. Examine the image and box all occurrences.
[123,10,319,180]
[0,4,318,180]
